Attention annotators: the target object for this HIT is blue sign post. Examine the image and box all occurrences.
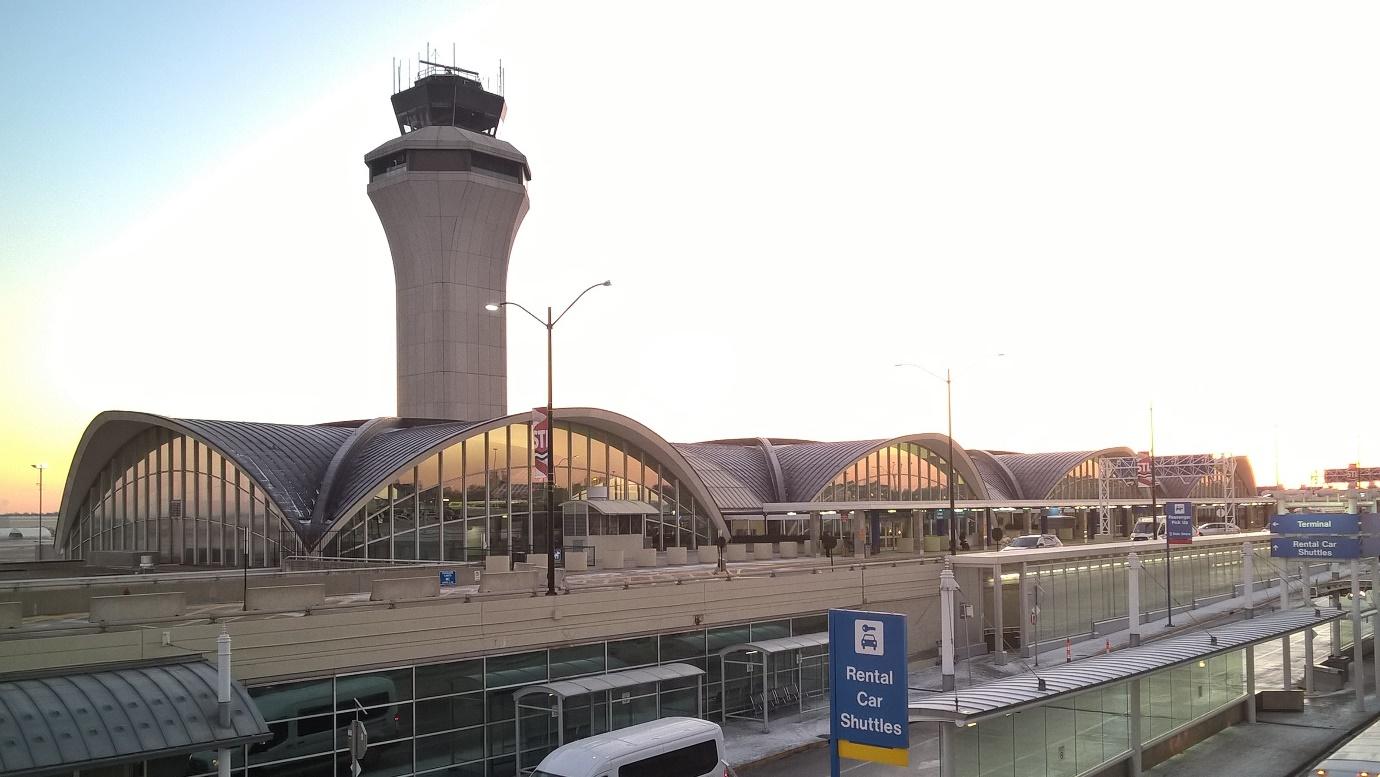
[439,570,457,587]
[829,609,908,771]
[1270,536,1361,559]
[1165,501,1193,545]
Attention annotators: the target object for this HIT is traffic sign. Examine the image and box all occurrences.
[439,570,458,587]
[1269,513,1360,534]
[829,609,908,768]
[1165,501,1193,545]
[1270,536,1360,559]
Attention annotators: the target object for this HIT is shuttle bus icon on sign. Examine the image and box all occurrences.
[855,620,884,655]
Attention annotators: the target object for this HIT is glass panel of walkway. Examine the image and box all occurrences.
[910,608,1342,777]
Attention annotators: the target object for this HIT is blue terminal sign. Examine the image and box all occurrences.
[829,609,908,768]
[1270,536,1360,559]
[1269,513,1361,534]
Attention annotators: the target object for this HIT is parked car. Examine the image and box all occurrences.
[532,717,734,777]
[1001,534,1063,551]
[1196,522,1242,536]
[1130,517,1166,541]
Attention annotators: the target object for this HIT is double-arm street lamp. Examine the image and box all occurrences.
[487,280,611,596]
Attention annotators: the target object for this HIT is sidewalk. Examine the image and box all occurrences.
[728,573,1369,772]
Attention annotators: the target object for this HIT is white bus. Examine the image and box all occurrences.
[531,717,733,777]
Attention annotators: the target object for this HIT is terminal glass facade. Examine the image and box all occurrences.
[953,650,1245,777]
[814,442,975,502]
[192,613,825,777]
[1046,457,1145,501]
[323,422,712,561]
[64,428,305,566]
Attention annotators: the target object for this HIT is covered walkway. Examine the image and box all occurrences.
[910,608,1343,777]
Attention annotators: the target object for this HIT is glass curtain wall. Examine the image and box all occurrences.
[67,428,304,567]
[814,443,974,503]
[1046,457,1145,502]
[1015,544,1275,646]
[325,422,711,562]
[954,650,1245,777]
[186,613,825,777]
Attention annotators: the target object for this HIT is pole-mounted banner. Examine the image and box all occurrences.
[532,407,550,483]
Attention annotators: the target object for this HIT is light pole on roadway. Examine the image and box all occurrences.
[30,463,47,558]
[487,281,611,596]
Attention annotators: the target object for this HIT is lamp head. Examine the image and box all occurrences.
[30,463,47,471]
[601,280,612,287]
[484,303,500,312]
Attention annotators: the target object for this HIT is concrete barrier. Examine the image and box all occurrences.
[479,569,542,593]
[896,537,916,553]
[565,551,588,572]
[666,547,688,565]
[697,546,719,564]
[370,577,441,602]
[633,549,658,568]
[86,550,142,568]
[725,545,747,562]
[801,540,815,556]
[90,592,186,624]
[599,550,625,570]
[753,543,775,561]
[1255,690,1304,712]
[778,542,798,559]
[246,584,325,612]
[526,554,548,571]
[0,602,20,628]
[485,556,511,573]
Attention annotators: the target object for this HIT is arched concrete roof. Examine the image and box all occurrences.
[55,411,356,551]
[316,408,733,547]
[966,450,1023,500]
[994,447,1136,501]
[673,443,776,512]
[774,433,990,504]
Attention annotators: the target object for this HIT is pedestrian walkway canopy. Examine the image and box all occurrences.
[718,631,830,732]
[0,658,269,777]
[911,608,1343,777]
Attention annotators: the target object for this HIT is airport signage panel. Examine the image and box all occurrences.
[531,407,550,483]
[439,570,457,587]
[1325,466,1380,483]
[1165,501,1193,545]
[1270,536,1360,559]
[1269,513,1360,534]
[830,609,908,767]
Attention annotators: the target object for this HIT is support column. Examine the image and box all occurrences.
[809,513,821,556]
[1242,542,1255,618]
[1305,625,1315,694]
[1128,552,1143,647]
[1374,562,1380,700]
[1020,562,1034,659]
[216,630,232,777]
[1129,678,1144,777]
[940,723,957,777]
[1245,646,1257,723]
[1331,593,1344,659]
[940,561,958,691]
[993,563,1006,665]
[1352,559,1365,710]
[1281,559,1292,689]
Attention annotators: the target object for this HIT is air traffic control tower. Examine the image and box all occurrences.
[365,63,530,421]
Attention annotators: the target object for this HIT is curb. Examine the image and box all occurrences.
[732,737,828,771]
[1282,710,1380,777]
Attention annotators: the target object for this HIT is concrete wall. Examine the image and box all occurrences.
[245,584,325,612]
[371,577,441,602]
[89,592,186,624]
[0,564,452,618]
[0,602,20,629]
[0,559,944,683]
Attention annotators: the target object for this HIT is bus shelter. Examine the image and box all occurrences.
[513,663,704,772]
[717,632,829,732]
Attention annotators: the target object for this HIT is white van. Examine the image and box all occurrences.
[1131,516,1166,541]
[532,717,733,777]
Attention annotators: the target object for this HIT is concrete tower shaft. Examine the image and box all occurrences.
[365,125,530,420]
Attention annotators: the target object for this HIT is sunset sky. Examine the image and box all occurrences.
[1,0,1376,513]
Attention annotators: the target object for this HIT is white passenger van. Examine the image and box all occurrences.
[1130,516,1166,541]
[531,717,734,777]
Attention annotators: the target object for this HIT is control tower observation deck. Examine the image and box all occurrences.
[365,63,530,421]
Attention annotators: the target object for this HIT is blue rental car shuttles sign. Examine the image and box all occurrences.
[1270,536,1360,559]
[829,608,908,769]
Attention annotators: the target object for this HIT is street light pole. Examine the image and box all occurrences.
[946,368,956,556]
[488,281,611,597]
[30,463,47,558]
